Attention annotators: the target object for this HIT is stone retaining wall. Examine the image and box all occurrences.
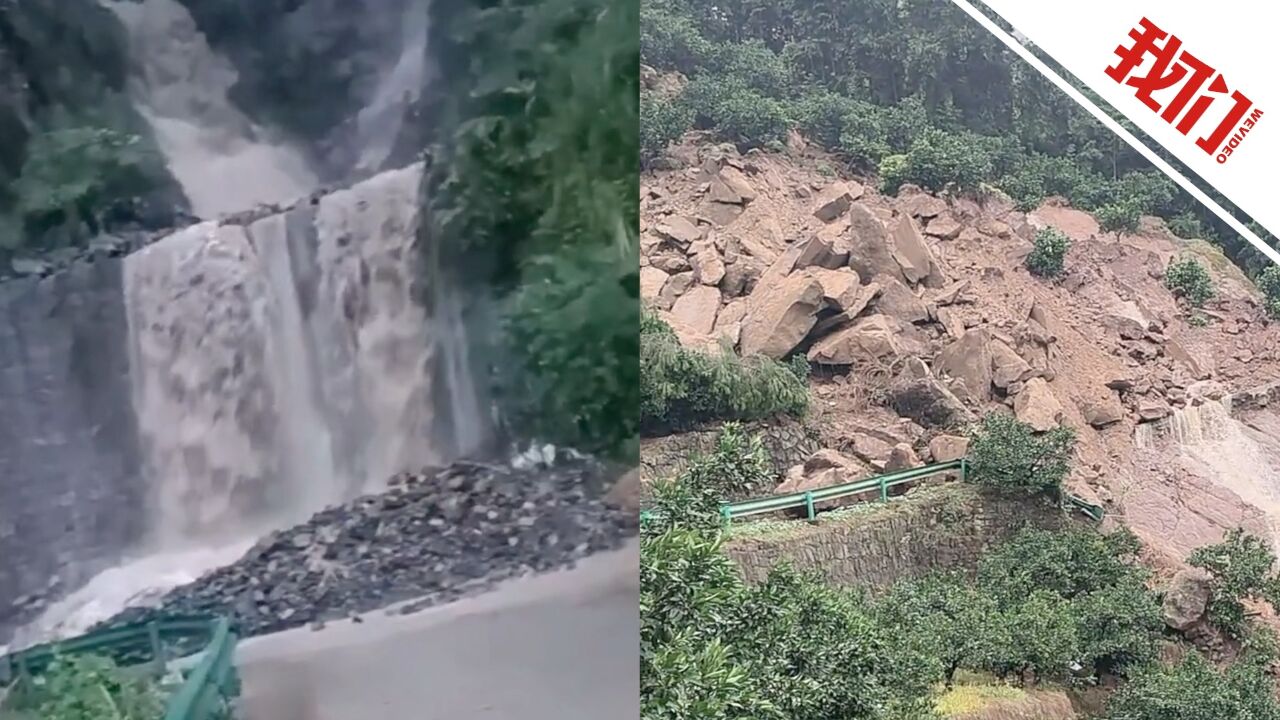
[723,483,1066,590]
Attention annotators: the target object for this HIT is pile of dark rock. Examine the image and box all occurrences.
[100,460,636,638]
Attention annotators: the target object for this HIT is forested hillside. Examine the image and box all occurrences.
[639,0,1276,275]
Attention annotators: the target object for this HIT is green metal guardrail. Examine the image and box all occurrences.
[641,457,1105,526]
[0,615,240,720]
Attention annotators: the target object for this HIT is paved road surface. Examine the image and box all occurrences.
[234,541,639,720]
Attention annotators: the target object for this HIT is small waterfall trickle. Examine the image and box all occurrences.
[1136,397,1280,547]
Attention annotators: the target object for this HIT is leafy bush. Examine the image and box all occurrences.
[877,573,1001,687]
[679,422,773,500]
[640,312,808,434]
[639,6,713,72]
[11,127,162,242]
[1256,266,1280,320]
[877,153,909,194]
[1164,256,1214,308]
[1095,200,1142,236]
[427,0,638,460]
[1103,651,1280,720]
[1025,227,1071,278]
[888,128,993,194]
[2,652,166,719]
[708,40,794,98]
[838,105,890,169]
[1188,528,1280,637]
[793,90,859,148]
[966,412,1075,496]
[683,75,790,149]
[640,92,693,165]
[1167,210,1204,239]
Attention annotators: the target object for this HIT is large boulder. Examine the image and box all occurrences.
[889,374,974,428]
[1162,567,1213,632]
[808,268,864,311]
[1014,378,1065,432]
[935,329,994,402]
[670,285,722,335]
[655,216,702,247]
[871,274,929,324]
[848,205,909,286]
[794,235,850,270]
[1082,397,1125,427]
[689,239,726,286]
[811,181,863,222]
[640,266,669,303]
[808,314,915,365]
[740,272,824,359]
[889,214,945,288]
[774,450,870,511]
[709,167,756,205]
[990,339,1036,390]
[928,435,970,462]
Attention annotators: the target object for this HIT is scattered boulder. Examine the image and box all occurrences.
[848,205,909,286]
[740,272,824,359]
[794,235,850,270]
[1013,378,1065,432]
[1082,397,1125,428]
[924,213,962,240]
[709,167,756,205]
[886,443,922,471]
[808,314,914,365]
[990,339,1036,390]
[871,274,929,324]
[655,216,702,246]
[811,181,863,222]
[808,268,864,311]
[899,191,947,219]
[689,239,726,286]
[656,271,695,310]
[670,285,722,335]
[1162,567,1213,632]
[889,374,974,428]
[931,279,971,307]
[850,434,896,469]
[1137,399,1172,422]
[888,214,945,288]
[1186,380,1228,406]
[928,435,970,462]
[640,267,669,303]
[935,329,995,402]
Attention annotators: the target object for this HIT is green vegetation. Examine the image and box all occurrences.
[1025,227,1071,278]
[1256,266,1280,320]
[679,423,773,501]
[425,0,638,458]
[1164,256,1215,308]
[638,0,1277,276]
[1188,528,1280,638]
[1103,651,1280,720]
[966,413,1075,496]
[0,653,165,720]
[640,312,808,435]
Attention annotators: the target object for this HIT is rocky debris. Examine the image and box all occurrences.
[848,205,908,286]
[886,443,921,471]
[655,216,702,247]
[655,271,695,310]
[776,450,869,511]
[1082,397,1125,427]
[100,461,634,639]
[740,272,824,358]
[808,315,918,366]
[871,274,929,324]
[1186,380,1227,405]
[928,435,970,462]
[990,339,1036,390]
[1013,378,1065,432]
[640,267,669,302]
[1103,300,1155,340]
[689,240,725,286]
[709,167,756,206]
[935,329,995,402]
[898,189,947,219]
[603,468,642,514]
[670,285,721,335]
[889,215,945,288]
[931,279,971,307]
[1162,567,1212,631]
[924,213,962,240]
[808,268,863,311]
[811,181,863,222]
[889,374,974,429]
[1137,399,1172,421]
[794,235,850,270]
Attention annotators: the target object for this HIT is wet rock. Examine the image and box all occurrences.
[1137,399,1172,421]
[1163,568,1212,632]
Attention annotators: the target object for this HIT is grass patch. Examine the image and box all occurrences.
[935,681,1027,717]
[725,483,974,541]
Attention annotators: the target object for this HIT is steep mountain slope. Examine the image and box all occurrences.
[642,131,1280,568]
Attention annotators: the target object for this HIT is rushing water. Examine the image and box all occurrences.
[5,2,490,647]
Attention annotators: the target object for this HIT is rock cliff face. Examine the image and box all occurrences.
[0,164,492,638]
[0,257,145,630]
[641,132,1280,566]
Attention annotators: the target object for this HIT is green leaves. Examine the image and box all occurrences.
[3,653,166,720]
[1026,226,1071,278]
[640,312,809,434]
[966,412,1075,497]
[1103,651,1280,720]
[1164,256,1215,308]
[1189,528,1280,638]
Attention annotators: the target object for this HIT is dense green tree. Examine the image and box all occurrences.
[1103,651,1280,720]
[1164,257,1215,308]
[1026,227,1071,278]
[966,413,1075,496]
[1189,529,1280,637]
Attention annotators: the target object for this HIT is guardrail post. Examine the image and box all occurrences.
[804,491,815,520]
[879,476,888,503]
[720,506,732,527]
[960,458,968,482]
